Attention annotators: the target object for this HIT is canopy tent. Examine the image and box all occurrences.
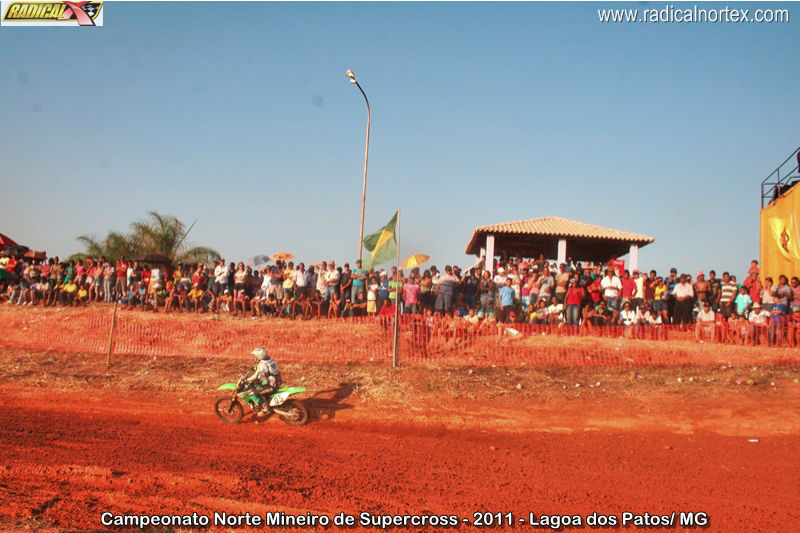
[465,216,654,269]
[0,232,19,250]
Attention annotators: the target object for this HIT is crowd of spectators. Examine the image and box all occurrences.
[2,252,800,347]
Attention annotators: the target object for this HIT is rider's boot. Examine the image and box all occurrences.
[255,397,269,416]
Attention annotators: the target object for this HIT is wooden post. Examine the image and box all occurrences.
[392,209,401,368]
[107,301,118,367]
[485,235,495,274]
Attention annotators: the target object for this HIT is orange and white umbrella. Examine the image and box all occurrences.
[270,251,295,262]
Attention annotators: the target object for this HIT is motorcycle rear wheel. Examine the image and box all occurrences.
[214,397,243,424]
[278,400,309,426]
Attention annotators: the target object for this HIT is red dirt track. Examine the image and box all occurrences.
[2,370,799,532]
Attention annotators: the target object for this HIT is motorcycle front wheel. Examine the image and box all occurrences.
[278,400,309,426]
[214,397,244,424]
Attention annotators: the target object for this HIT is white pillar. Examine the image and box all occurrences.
[629,244,639,271]
[485,235,495,274]
[557,239,567,266]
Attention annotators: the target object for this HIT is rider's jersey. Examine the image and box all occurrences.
[248,358,281,387]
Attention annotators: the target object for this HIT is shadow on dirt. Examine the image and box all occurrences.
[234,383,356,425]
[304,382,357,423]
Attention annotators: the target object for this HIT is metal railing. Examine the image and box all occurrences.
[761,146,800,208]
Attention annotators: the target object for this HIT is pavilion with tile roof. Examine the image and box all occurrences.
[465,216,655,272]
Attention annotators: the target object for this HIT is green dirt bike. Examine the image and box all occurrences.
[214,375,309,426]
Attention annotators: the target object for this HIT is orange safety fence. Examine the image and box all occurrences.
[2,307,799,367]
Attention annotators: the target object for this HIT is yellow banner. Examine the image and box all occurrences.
[768,211,800,261]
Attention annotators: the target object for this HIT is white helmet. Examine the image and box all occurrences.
[251,347,269,362]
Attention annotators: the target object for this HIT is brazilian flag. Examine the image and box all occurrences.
[362,210,398,270]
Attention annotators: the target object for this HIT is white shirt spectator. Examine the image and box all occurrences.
[634,275,644,299]
[620,309,636,325]
[431,271,442,289]
[748,309,770,326]
[601,275,622,298]
[673,282,694,299]
[214,264,228,284]
[316,268,327,294]
[324,268,340,286]
[293,270,308,288]
[546,302,564,320]
[697,308,715,323]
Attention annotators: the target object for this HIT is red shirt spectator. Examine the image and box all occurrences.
[589,278,602,303]
[565,284,584,305]
[116,260,127,278]
[743,274,762,304]
[621,277,636,299]
[192,271,206,289]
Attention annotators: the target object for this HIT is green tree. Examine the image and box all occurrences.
[73,231,136,262]
[71,211,220,264]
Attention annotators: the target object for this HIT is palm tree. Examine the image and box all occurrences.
[129,212,220,264]
[72,231,136,262]
[71,211,221,264]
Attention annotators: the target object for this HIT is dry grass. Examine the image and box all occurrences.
[2,347,798,406]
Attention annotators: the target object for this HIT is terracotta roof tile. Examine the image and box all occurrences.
[473,217,654,242]
[465,217,654,256]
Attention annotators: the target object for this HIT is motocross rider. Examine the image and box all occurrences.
[245,347,282,413]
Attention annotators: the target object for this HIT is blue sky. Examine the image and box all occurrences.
[1,2,798,278]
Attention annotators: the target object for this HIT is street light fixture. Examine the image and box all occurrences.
[346,69,370,261]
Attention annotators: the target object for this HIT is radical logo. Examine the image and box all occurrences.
[1,1,103,26]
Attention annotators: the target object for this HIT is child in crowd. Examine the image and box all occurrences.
[250,290,264,317]
[77,283,90,306]
[265,293,279,317]
[61,278,78,306]
[215,289,232,314]
[367,276,378,316]
[279,292,294,318]
[328,291,342,318]
[352,291,367,317]
[292,292,309,319]
[340,297,353,318]
[234,289,250,316]
[748,260,760,277]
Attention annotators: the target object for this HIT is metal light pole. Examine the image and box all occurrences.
[346,69,370,261]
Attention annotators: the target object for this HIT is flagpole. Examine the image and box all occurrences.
[392,209,400,368]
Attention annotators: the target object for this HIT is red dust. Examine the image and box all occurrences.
[0,350,798,532]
